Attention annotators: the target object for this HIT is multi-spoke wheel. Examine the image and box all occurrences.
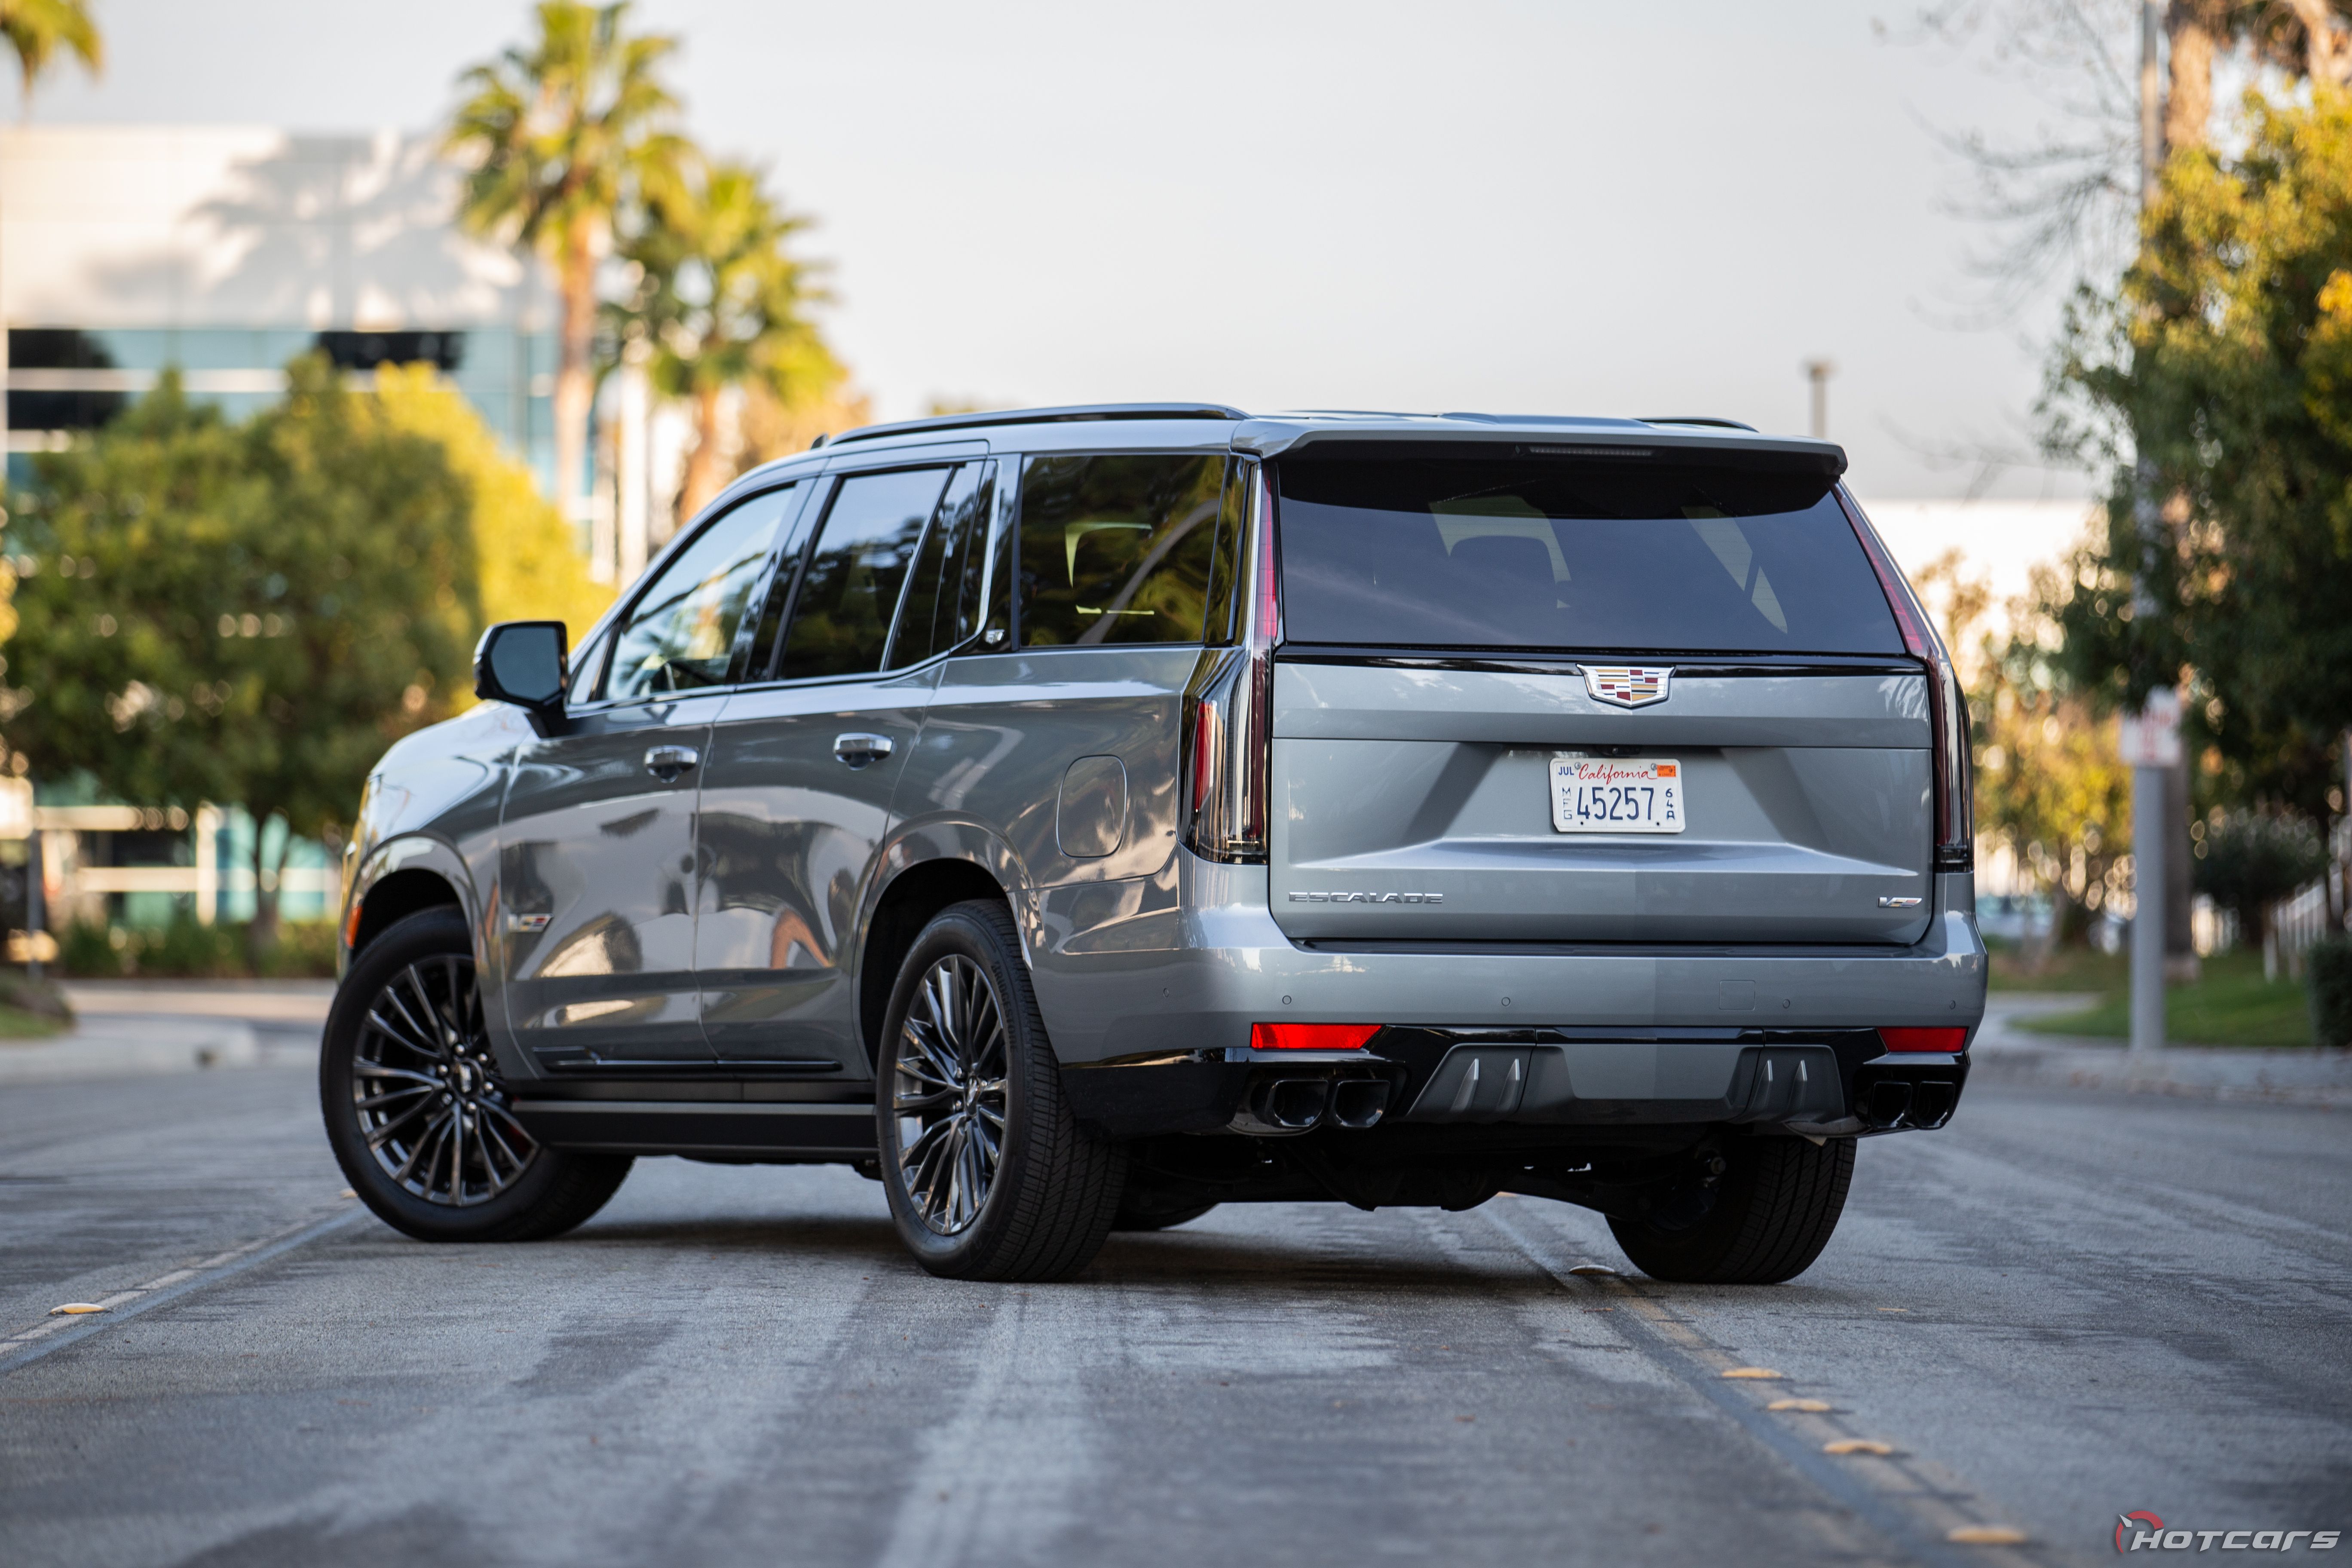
[876,900,1126,1280]
[891,955,1008,1236]
[352,952,536,1207]
[322,906,633,1243]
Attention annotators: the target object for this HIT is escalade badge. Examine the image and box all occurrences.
[1583,665,1672,708]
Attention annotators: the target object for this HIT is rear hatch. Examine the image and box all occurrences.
[1264,441,1935,946]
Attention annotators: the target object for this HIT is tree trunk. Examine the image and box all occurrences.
[553,219,598,539]
[2165,1,2220,153]
[2283,0,2352,86]
[677,383,726,524]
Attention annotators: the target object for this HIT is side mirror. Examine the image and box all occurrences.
[474,621,567,733]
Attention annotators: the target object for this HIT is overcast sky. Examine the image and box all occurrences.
[7,0,2122,499]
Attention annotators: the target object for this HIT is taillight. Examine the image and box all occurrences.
[1878,1026,1967,1053]
[1837,489,1974,872]
[1251,1023,1379,1051]
[1184,466,1278,862]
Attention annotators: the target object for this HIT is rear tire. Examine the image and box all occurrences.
[321,906,633,1244]
[876,900,1127,1280]
[1608,1136,1854,1285]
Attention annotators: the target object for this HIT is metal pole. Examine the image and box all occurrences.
[2130,760,2165,1055]
[2128,0,2167,1058]
[1803,359,1834,440]
[24,824,42,984]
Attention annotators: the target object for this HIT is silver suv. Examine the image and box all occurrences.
[322,406,1984,1284]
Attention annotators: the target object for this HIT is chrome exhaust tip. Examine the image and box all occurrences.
[1329,1078,1391,1130]
[1258,1078,1332,1131]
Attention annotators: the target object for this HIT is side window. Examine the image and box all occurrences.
[605,486,795,701]
[778,466,952,680]
[1017,453,1223,646]
[886,463,993,670]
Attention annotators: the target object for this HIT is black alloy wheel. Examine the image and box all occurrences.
[321,906,632,1243]
[876,900,1126,1280]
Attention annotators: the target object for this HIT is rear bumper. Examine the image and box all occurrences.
[1033,851,1984,1050]
[1062,1032,1967,1140]
[1035,849,1983,1139]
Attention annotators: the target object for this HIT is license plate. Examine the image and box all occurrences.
[1550,756,1685,834]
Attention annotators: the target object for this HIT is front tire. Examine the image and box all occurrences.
[321,906,632,1243]
[876,900,1126,1280]
[1608,1136,1855,1285]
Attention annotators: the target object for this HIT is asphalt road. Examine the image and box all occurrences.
[2,1054,2347,1568]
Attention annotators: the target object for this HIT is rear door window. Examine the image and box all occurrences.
[1274,454,1902,655]
[778,466,952,680]
[1017,453,1224,646]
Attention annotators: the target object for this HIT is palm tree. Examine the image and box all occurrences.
[2,0,101,118]
[616,159,834,522]
[446,1,685,533]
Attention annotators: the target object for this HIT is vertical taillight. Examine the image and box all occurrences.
[1184,467,1278,862]
[1837,488,1974,873]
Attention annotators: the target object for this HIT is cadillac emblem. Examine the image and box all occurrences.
[1582,665,1672,708]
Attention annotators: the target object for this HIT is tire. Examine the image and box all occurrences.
[321,906,633,1244]
[1607,1136,1855,1285]
[876,900,1127,1280]
[1112,1198,1218,1233]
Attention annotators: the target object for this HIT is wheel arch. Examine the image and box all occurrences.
[345,837,478,966]
[857,824,1026,1068]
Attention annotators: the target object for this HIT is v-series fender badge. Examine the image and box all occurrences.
[1289,891,1444,904]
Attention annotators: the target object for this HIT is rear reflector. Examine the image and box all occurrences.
[1251,1023,1380,1052]
[1877,1027,1967,1054]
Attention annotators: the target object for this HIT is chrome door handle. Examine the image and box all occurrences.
[644,744,700,781]
[833,732,894,769]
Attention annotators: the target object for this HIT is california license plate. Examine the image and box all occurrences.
[1550,756,1685,834]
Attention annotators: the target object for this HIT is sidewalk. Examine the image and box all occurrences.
[1971,992,2352,1109]
[0,980,333,1084]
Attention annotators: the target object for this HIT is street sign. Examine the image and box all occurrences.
[2119,689,2183,768]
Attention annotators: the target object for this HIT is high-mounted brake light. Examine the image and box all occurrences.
[1878,1026,1968,1054]
[1251,1023,1380,1051]
[1837,490,1974,872]
[1183,464,1277,862]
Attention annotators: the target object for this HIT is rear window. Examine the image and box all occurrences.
[1274,455,1902,655]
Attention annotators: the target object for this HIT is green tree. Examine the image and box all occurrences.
[447,0,686,527]
[2046,89,2352,922]
[615,157,834,521]
[368,362,612,642]
[2,360,478,949]
[0,0,100,116]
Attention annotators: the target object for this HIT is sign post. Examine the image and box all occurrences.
[2120,690,2183,1056]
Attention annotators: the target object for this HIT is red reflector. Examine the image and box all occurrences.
[1878,1027,1966,1054]
[1251,1023,1380,1052]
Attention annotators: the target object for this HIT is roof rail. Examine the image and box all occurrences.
[1638,415,1760,432]
[827,402,1250,447]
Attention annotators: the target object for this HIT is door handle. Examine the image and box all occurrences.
[644,744,700,781]
[833,732,894,769]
